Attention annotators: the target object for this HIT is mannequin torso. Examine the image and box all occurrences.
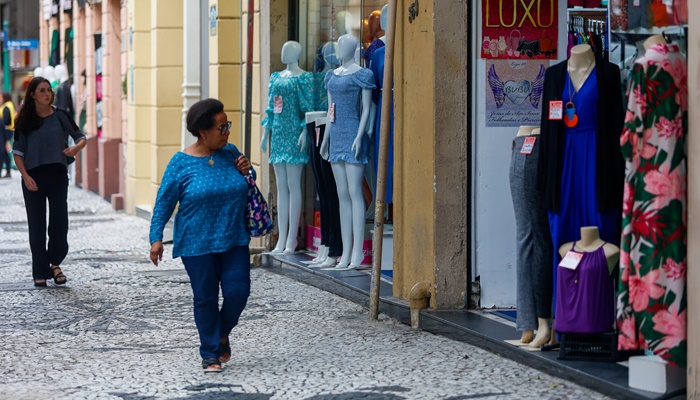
[516,125,538,137]
[559,226,619,275]
[644,34,666,51]
[568,44,595,92]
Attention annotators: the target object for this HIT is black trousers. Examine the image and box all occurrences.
[21,164,69,279]
[307,122,342,257]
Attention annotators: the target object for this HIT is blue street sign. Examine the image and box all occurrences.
[5,39,39,50]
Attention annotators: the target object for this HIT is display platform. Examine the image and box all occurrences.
[262,252,685,400]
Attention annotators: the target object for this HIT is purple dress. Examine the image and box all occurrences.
[554,242,615,334]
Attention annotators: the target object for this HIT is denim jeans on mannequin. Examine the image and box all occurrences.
[181,245,251,360]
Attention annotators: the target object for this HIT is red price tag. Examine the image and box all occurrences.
[329,103,336,122]
[520,136,537,155]
[549,100,563,120]
[274,96,283,113]
[559,251,584,270]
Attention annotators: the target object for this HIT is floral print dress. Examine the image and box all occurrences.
[617,43,687,367]
[262,72,314,164]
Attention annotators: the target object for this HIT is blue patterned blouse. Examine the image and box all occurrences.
[149,144,255,258]
[323,68,375,164]
[261,71,314,164]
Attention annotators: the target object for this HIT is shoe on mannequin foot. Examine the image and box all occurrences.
[313,256,337,268]
[311,246,329,263]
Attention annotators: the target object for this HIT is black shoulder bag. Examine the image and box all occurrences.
[54,108,76,165]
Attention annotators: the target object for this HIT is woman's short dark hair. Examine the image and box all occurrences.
[186,98,224,137]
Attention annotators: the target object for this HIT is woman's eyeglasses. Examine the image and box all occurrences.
[215,121,232,135]
[35,88,53,94]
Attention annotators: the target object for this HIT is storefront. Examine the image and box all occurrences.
[263,0,697,397]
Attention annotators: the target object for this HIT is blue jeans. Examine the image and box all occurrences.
[182,245,251,360]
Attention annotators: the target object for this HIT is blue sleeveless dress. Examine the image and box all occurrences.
[548,69,621,315]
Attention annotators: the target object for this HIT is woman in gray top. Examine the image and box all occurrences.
[13,77,86,287]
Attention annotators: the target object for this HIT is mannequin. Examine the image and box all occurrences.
[555,226,617,334]
[363,5,388,69]
[509,125,552,348]
[617,35,687,367]
[33,67,44,78]
[261,41,313,254]
[314,11,352,73]
[54,64,74,117]
[643,34,666,51]
[538,43,624,328]
[305,112,341,267]
[321,34,375,269]
[43,66,58,89]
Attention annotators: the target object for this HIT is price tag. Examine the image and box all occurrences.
[315,127,321,147]
[633,0,640,6]
[549,100,563,120]
[329,103,336,122]
[559,251,584,270]
[520,136,537,155]
[273,96,283,113]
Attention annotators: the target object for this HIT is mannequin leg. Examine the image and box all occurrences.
[311,245,328,263]
[520,330,534,344]
[529,318,551,348]
[331,162,353,268]
[346,163,367,269]
[283,164,303,254]
[272,163,289,253]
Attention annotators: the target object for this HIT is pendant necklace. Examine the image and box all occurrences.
[208,154,215,166]
[564,72,579,128]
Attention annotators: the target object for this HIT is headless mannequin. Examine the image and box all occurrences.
[320,35,373,270]
[559,226,620,275]
[644,34,666,51]
[55,65,68,84]
[511,125,551,347]
[367,5,389,136]
[261,41,306,254]
[43,66,57,89]
[568,45,595,92]
[33,66,44,78]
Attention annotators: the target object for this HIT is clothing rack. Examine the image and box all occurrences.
[567,9,609,60]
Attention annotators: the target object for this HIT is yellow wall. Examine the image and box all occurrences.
[393,1,437,303]
[126,0,153,213]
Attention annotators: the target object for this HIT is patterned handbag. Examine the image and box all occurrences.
[228,144,273,237]
[243,174,273,237]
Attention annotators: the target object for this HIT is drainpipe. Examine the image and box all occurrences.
[409,281,431,329]
[181,0,201,149]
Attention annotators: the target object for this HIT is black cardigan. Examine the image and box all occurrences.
[536,58,625,214]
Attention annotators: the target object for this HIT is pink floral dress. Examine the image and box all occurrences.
[617,43,687,367]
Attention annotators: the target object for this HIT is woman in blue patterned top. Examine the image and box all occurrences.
[149,98,254,374]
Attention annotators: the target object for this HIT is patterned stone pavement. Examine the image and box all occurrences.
[0,175,611,400]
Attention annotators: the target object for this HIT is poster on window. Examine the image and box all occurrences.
[485,59,548,127]
[481,0,558,59]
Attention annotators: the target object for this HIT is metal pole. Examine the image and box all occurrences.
[3,21,10,93]
[244,0,254,157]
[369,0,397,321]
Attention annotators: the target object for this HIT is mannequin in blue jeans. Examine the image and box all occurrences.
[149,99,254,373]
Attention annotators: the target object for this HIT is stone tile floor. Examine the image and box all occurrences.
[0,175,611,399]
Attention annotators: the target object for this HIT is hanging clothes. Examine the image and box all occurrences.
[617,43,687,368]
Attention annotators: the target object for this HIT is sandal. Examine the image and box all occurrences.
[51,265,67,285]
[33,279,47,287]
[219,339,231,363]
[202,358,222,374]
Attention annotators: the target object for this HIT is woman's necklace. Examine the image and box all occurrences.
[208,152,215,166]
[564,63,593,128]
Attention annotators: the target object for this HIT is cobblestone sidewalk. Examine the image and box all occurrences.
[0,176,610,399]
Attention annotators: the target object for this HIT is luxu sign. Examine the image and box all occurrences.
[481,0,558,60]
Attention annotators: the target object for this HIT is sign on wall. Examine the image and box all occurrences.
[210,5,217,36]
[481,0,558,59]
[484,59,549,127]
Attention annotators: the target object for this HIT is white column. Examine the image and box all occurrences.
[181,0,201,149]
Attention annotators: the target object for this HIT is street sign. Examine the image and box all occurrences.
[5,39,39,50]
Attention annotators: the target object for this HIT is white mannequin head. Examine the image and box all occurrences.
[54,64,68,83]
[335,11,352,37]
[281,41,302,64]
[33,66,44,78]
[380,5,388,30]
[44,65,56,83]
[337,34,358,61]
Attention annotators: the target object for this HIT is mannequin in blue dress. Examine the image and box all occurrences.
[320,34,375,270]
[261,41,313,254]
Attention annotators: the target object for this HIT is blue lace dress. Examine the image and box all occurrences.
[262,72,314,164]
[323,68,375,164]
